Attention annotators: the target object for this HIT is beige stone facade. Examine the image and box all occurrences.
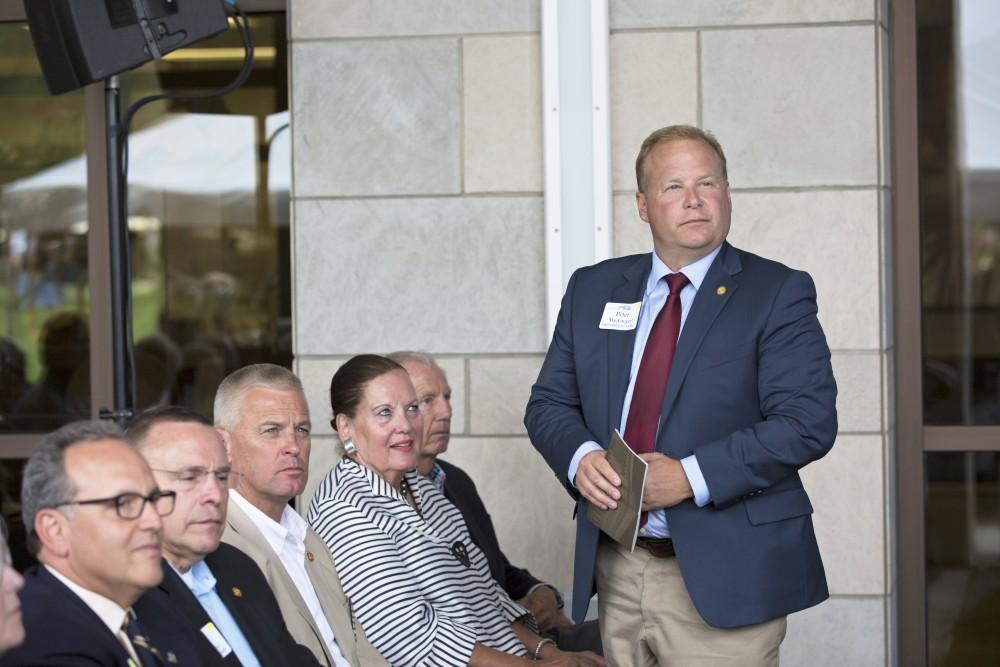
[289,1,894,664]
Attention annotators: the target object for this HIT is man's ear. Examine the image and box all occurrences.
[35,509,70,559]
[636,191,650,224]
[216,427,233,462]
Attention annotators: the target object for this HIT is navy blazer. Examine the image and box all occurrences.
[145,543,322,667]
[437,459,543,600]
[0,564,204,666]
[525,242,838,628]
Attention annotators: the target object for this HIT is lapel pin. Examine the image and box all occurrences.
[716,285,727,296]
[166,652,178,664]
[306,551,315,562]
[231,587,243,597]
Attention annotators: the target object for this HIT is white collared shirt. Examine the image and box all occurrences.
[45,564,141,664]
[228,490,351,667]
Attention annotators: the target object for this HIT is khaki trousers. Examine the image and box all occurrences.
[596,537,786,667]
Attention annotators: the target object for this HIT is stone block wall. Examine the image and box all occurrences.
[289,1,894,663]
[287,0,574,595]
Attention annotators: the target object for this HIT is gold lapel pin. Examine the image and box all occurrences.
[716,285,727,296]
[231,587,243,597]
[306,551,315,562]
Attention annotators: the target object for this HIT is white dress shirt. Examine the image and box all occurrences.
[228,490,352,667]
[568,246,719,537]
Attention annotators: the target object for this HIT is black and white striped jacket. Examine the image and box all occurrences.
[308,459,529,666]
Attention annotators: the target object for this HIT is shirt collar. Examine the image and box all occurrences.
[229,488,308,553]
[171,559,217,598]
[45,564,130,638]
[425,462,447,492]
[341,458,415,501]
[645,244,723,297]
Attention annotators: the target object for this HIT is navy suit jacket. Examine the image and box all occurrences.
[0,564,204,666]
[525,242,838,628]
[144,543,322,667]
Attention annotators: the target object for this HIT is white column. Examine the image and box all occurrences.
[542,0,611,334]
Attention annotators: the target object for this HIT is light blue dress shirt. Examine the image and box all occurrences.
[568,246,721,537]
[175,560,262,667]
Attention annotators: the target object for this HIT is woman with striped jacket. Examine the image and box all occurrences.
[308,355,604,667]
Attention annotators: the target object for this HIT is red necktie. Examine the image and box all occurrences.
[624,272,689,528]
[624,272,690,455]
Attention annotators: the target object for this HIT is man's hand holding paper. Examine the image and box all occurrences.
[585,431,648,550]
[574,450,622,510]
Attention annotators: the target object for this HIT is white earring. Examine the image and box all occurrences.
[343,439,357,455]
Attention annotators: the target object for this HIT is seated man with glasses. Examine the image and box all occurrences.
[0,419,203,667]
[128,406,321,667]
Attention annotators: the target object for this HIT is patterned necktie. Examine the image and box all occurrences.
[122,609,163,667]
[624,272,690,455]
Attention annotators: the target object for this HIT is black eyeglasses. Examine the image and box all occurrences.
[52,490,177,520]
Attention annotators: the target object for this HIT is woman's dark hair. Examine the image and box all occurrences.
[329,354,405,421]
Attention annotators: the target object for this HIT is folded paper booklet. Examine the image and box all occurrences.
[586,429,647,552]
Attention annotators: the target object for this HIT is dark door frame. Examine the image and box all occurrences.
[893,1,1000,664]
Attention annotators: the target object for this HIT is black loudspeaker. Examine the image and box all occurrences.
[24,0,230,95]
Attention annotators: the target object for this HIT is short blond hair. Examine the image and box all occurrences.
[213,363,304,431]
[635,125,728,193]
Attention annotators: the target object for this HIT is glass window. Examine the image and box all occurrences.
[918,1,1000,664]
[0,23,89,431]
[919,0,1000,425]
[120,13,290,420]
[926,452,1000,665]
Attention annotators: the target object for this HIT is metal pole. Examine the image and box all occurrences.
[103,75,132,427]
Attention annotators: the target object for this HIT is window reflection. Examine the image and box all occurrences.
[122,14,290,420]
[927,452,1000,666]
[1,14,289,429]
[0,23,89,431]
[920,0,1000,424]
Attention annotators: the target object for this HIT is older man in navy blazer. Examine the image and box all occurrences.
[525,125,837,666]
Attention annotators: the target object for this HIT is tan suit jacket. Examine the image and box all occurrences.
[221,499,388,666]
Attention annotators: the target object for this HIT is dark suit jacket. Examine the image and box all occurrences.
[0,564,204,666]
[525,242,838,628]
[437,459,543,600]
[144,543,322,667]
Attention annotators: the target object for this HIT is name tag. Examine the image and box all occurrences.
[201,621,233,658]
[599,302,641,330]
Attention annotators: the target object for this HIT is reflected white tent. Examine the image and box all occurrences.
[1,110,290,233]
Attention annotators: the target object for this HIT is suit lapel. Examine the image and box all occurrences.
[210,557,270,665]
[657,243,742,453]
[225,501,326,652]
[157,562,238,665]
[302,527,357,652]
[158,562,212,627]
[607,255,652,437]
[37,566,134,665]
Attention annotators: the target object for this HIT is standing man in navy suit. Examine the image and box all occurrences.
[525,125,837,666]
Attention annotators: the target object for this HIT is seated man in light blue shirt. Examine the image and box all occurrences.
[129,406,321,667]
